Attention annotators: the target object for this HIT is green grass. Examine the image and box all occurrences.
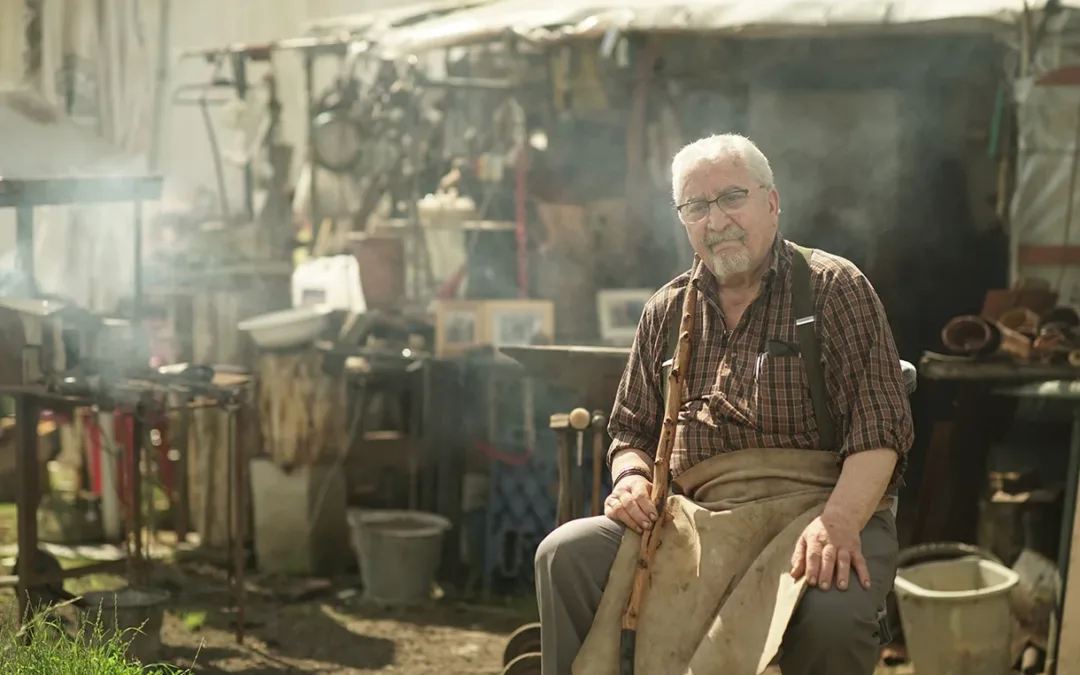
[0,600,192,675]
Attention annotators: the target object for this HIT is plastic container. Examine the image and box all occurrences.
[894,555,1020,675]
[238,305,332,350]
[291,254,366,312]
[346,509,451,605]
[77,587,170,665]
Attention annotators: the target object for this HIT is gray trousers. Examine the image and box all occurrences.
[534,510,898,675]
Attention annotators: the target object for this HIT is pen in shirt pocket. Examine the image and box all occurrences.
[754,340,801,381]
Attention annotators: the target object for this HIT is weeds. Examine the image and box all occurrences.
[0,598,192,675]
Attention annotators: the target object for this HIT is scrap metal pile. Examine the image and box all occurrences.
[939,282,1080,364]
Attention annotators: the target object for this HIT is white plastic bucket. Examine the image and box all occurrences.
[894,555,1019,675]
[346,509,451,605]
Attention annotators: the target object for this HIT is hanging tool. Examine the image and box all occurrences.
[569,408,590,518]
[591,411,607,517]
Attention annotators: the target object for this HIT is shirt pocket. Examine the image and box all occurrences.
[753,355,815,436]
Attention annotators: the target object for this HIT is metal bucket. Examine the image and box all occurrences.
[347,509,451,605]
[76,587,170,665]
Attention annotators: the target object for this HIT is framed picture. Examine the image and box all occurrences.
[434,300,482,356]
[482,300,555,348]
[597,289,653,346]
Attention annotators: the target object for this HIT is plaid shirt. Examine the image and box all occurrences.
[607,235,914,487]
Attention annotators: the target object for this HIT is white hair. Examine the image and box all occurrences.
[671,133,775,203]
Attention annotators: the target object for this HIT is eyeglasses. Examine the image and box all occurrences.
[676,185,766,224]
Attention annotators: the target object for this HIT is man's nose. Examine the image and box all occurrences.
[707,204,734,228]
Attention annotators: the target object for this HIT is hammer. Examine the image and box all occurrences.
[569,407,591,519]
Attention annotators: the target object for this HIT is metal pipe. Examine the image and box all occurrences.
[941,315,994,354]
[132,201,143,327]
[147,0,172,172]
[16,206,35,295]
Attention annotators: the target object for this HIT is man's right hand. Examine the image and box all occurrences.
[605,475,659,534]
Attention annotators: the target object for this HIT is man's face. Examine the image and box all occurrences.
[676,159,780,283]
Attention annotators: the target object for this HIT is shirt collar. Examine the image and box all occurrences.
[691,233,789,295]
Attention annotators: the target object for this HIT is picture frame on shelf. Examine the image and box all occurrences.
[433,300,482,357]
[482,300,555,348]
[597,289,653,347]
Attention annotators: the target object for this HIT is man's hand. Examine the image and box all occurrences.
[790,512,870,591]
[605,475,658,534]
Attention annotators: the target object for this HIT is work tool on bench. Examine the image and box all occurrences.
[496,346,632,675]
[569,407,590,519]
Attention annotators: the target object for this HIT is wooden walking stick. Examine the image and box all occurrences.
[619,279,700,675]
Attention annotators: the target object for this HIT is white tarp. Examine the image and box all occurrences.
[1009,10,1080,298]
[1012,77,1080,299]
[0,0,161,312]
[0,0,24,85]
[375,0,1074,56]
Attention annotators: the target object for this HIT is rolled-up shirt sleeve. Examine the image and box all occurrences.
[606,301,664,466]
[821,267,914,486]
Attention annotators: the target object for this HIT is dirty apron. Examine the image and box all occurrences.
[573,245,883,675]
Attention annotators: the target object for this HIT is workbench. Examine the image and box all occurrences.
[918,352,1080,673]
[0,387,147,623]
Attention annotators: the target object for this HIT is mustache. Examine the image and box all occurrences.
[704,227,747,246]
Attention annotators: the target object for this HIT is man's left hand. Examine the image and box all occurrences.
[790,512,870,591]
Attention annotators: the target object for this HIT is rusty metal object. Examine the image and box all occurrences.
[999,307,1041,336]
[940,315,1032,358]
[1033,329,1068,360]
[503,623,541,666]
[502,652,541,675]
[996,323,1033,359]
[1039,305,1080,332]
[942,315,995,353]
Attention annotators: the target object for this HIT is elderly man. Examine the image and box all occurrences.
[534,133,913,675]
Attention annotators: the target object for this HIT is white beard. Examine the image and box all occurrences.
[706,247,752,281]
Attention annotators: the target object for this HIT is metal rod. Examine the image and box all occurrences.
[130,411,145,585]
[228,405,246,644]
[15,206,35,295]
[1050,408,1080,671]
[304,51,319,236]
[133,201,143,326]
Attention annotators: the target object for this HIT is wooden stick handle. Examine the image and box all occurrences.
[618,278,700,672]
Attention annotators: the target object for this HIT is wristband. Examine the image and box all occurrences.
[613,467,652,489]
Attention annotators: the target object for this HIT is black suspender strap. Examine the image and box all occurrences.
[790,245,838,452]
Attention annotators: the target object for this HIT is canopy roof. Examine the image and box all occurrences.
[374,0,1067,56]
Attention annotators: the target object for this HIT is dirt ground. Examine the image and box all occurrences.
[155,563,532,674]
[0,504,535,674]
[1,557,535,674]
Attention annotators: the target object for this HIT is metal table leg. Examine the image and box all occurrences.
[14,394,39,624]
[1049,408,1080,672]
